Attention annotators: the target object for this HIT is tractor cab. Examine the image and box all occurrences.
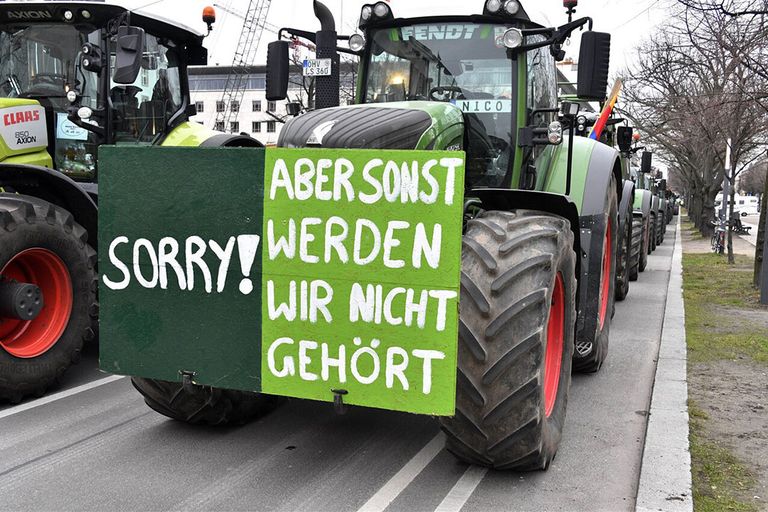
[0,2,207,181]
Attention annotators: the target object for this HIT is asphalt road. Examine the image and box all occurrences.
[0,223,678,512]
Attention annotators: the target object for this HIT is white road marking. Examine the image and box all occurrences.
[357,432,445,512]
[434,465,488,512]
[0,375,126,420]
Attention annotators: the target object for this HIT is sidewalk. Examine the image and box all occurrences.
[636,217,694,512]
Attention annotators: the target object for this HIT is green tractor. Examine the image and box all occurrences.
[126,0,624,470]
[629,149,655,277]
[0,2,259,402]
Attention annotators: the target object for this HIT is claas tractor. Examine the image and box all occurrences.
[117,0,624,471]
[0,2,259,402]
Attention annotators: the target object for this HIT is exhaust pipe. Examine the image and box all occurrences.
[313,0,339,109]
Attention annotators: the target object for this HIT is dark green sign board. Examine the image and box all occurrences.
[99,146,465,415]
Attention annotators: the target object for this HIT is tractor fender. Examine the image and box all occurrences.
[633,188,653,219]
[470,188,582,303]
[580,142,622,217]
[619,179,635,225]
[199,133,264,148]
[0,164,97,245]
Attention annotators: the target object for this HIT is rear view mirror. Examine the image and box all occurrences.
[641,151,653,173]
[617,126,633,153]
[113,26,145,84]
[577,31,611,101]
[266,40,290,101]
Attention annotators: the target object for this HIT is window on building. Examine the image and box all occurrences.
[267,121,276,133]
[252,121,261,133]
[214,121,225,131]
[230,121,239,133]
[267,101,276,112]
[195,101,204,113]
[231,100,239,113]
[252,100,262,112]
[216,100,225,112]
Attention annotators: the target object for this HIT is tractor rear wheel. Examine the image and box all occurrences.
[573,177,618,373]
[131,377,282,425]
[649,212,657,252]
[629,215,643,281]
[0,194,97,402]
[614,212,631,301]
[439,210,576,470]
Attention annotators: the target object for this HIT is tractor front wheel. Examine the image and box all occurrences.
[131,377,282,425]
[614,212,632,301]
[639,214,650,272]
[573,177,618,373]
[629,215,643,281]
[0,194,97,402]
[439,210,576,470]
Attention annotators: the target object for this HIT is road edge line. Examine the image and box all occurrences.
[635,217,693,512]
[0,375,126,420]
[357,432,445,512]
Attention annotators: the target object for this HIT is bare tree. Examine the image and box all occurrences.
[623,0,768,265]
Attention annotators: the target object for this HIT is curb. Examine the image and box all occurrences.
[635,217,693,512]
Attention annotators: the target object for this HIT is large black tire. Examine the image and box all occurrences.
[639,214,650,272]
[573,177,618,373]
[629,215,643,281]
[439,210,576,470]
[0,194,97,403]
[649,212,657,253]
[132,377,282,425]
[656,210,664,245]
[614,210,631,301]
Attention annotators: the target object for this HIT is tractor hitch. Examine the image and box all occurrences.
[0,279,44,321]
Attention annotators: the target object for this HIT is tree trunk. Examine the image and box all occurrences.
[727,180,736,264]
[755,179,768,287]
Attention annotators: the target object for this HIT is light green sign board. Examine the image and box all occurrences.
[99,146,465,415]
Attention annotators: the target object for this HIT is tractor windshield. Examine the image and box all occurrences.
[0,24,99,103]
[364,22,556,188]
[365,23,515,186]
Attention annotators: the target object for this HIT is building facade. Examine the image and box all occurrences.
[189,64,356,145]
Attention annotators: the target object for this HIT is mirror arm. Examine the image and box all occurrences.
[66,110,105,138]
[278,28,317,44]
[518,17,593,52]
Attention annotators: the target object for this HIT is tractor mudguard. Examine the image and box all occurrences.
[0,163,97,245]
[580,142,622,217]
[570,143,620,360]
[619,180,635,225]
[633,189,652,219]
[470,188,582,287]
[199,133,264,148]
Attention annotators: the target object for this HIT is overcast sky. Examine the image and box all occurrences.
[128,0,668,75]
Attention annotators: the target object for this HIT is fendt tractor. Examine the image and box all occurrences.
[629,147,655,278]
[118,0,626,470]
[0,2,259,402]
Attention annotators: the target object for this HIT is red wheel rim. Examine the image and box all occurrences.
[0,249,73,358]
[544,273,565,418]
[598,221,611,330]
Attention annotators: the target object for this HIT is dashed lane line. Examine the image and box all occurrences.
[434,465,488,512]
[357,432,445,512]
